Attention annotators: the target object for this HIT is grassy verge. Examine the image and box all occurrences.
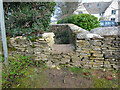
[2,54,47,88]
[12,67,49,88]
[64,66,119,88]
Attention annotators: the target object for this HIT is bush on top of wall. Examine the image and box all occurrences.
[57,14,100,31]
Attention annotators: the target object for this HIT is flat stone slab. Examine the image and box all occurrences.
[51,44,75,54]
[90,27,119,36]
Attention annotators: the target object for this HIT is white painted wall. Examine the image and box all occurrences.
[103,0,118,22]
[118,1,120,22]
[91,14,101,20]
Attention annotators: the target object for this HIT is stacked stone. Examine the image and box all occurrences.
[8,24,120,70]
[8,36,29,52]
[33,38,50,61]
[101,35,120,70]
[8,33,54,62]
[89,38,104,68]
[75,39,90,67]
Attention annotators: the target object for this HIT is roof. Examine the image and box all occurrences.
[83,2,112,14]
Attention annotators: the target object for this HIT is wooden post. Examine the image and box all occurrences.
[0,0,8,65]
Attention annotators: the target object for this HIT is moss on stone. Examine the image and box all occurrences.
[31,44,36,48]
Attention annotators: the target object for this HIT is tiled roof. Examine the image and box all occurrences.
[83,2,112,14]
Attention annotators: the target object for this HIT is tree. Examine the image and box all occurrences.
[54,1,80,20]
[3,2,56,39]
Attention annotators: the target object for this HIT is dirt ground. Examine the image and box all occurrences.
[51,44,75,54]
[43,68,92,88]
[11,66,119,88]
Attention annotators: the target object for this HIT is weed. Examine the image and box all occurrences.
[2,54,47,88]
[92,77,118,88]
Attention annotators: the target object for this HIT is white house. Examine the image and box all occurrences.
[118,0,120,22]
[73,0,119,22]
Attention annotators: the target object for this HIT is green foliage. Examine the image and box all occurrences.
[99,16,105,21]
[117,22,120,26]
[92,77,118,88]
[54,28,70,44]
[67,67,81,73]
[57,14,100,31]
[4,2,56,39]
[2,54,46,88]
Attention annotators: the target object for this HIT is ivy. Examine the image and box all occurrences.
[4,2,56,39]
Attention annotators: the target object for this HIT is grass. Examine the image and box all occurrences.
[12,67,48,88]
[2,54,47,88]
[92,77,118,88]
[64,66,119,88]
[0,55,2,90]
[2,53,119,88]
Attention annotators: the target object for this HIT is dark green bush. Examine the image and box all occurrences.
[117,22,120,26]
[57,14,100,31]
[4,2,56,39]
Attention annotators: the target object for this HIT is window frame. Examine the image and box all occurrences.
[79,11,83,14]
[88,4,91,8]
[111,18,115,21]
[111,10,116,15]
[97,3,101,8]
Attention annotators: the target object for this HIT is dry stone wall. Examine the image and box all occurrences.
[50,24,120,70]
[8,33,54,61]
[8,24,120,70]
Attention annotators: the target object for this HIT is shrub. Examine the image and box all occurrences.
[57,14,100,31]
[4,2,56,39]
[117,22,120,26]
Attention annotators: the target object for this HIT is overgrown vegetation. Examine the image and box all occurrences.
[57,14,100,31]
[2,54,47,88]
[4,2,56,39]
[54,28,70,44]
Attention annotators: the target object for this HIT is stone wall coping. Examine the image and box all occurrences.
[50,24,119,39]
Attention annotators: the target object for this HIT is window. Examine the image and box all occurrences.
[105,21,111,25]
[99,13,102,16]
[100,22,104,26]
[79,11,83,14]
[97,3,101,8]
[88,4,91,8]
[99,12,104,16]
[111,18,115,21]
[111,10,116,15]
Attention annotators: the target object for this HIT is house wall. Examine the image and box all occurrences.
[103,0,118,22]
[91,14,100,20]
[118,1,120,22]
[73,0,119,22]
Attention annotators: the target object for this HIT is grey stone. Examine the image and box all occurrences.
[46,61,53,68]
[90,27,119,36]
[86,33,103,39]
[76,29,90,39]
